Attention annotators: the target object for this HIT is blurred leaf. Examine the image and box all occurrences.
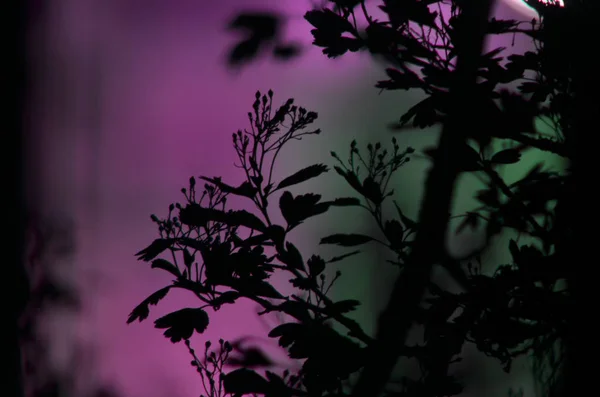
[127,286,171,324]
[154,307,209,343]
[272,42,302,60]
[276,164,329,190]
[320,233,375,247]
[227,12,280,67]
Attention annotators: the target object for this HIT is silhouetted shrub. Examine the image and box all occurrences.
[131,1,575,396]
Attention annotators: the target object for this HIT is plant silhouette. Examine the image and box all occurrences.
[130,0,577,396]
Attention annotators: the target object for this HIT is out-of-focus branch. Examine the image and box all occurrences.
[350,1,495,396]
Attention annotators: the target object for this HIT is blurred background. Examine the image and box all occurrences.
[24,1,565,396]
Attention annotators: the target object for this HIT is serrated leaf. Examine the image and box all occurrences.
[150,258,181,277]
[279,191,328,227]
[153,307,209,343]
[199,176,258,198]
[320,233,374,247]
[276,164,328,190]
[126,286,171,324]
[135,239,176,262]
[307,254,325,277]
[325,299,360,316]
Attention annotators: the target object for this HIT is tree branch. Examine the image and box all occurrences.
[350,1,495,396]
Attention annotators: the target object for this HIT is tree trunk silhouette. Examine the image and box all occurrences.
[350,1,495,396]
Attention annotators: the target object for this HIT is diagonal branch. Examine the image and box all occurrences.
[350,1,495,396]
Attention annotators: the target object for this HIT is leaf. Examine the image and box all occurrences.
[457,144,483,172]
[276,301,312,323]
[277,241,305,271]
[226,210,268,232]
[320,233,374,247]
[333,166,363,193]
[150,259,181,277]
[227,13,280,67]
[209,291,240,309]
[304,9,354,33]
[223,368,270,395]
[393,201,417,230]
[384,219,404,249]
[491,148,522,164]
[153,307,209,343]
[326,250,361,264]
[330,197,361,206]
[199,177,258,198]
[362,176,383,205]
[231,279,285,299]
[275,164,329,190]
[127,286,171,324]
[399,96,438,129]
[487,18,518,34]
[179,204,267,232]
[376,67,422,91]
[135,239,175,262]
[268,322,303,346]
[272,42,302,60]
[325,299,360,316]
[279,191,328,227]
[183,249,194,268]
[307,254,326,277]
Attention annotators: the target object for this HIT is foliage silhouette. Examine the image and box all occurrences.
[131,0,576,396]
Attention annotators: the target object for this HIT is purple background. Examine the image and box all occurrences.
[26,1,554,396]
